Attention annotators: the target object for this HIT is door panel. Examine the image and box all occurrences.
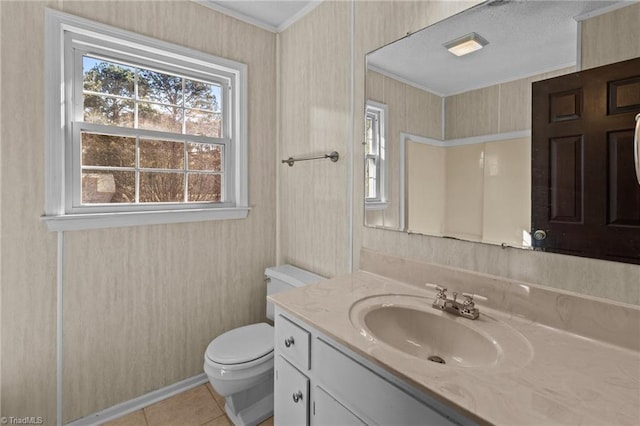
[549,135,583,222]
[532,57,640,264]
[608,130,640,226]
[608,76,640,115]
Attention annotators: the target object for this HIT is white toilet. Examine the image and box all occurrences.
[204,265,324,426]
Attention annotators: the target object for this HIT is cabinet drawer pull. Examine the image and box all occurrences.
[284,336,295,347]
[292,390,303,403]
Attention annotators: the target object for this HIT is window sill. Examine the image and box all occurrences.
[41,207,250,231]
[365,201,389,211]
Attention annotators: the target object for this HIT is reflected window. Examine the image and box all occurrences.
[365,101,388,208]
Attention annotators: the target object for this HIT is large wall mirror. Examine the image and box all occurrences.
[364,0,640,260]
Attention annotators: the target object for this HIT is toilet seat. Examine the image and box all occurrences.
[206,323,274,366]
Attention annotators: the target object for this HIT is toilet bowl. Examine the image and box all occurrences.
[204,265,324,426]
[204,323,275,426]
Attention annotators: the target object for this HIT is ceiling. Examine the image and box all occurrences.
[194,1,631,94]
[195,0,320,33]
[367,0,630,96]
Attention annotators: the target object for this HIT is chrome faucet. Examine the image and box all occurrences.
[425,284,487,320]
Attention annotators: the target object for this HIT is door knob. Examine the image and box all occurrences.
[284,337,295,347]
[533,229,547,241]
[292,390,303,403]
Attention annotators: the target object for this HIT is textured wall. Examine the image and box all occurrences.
[580,2,640,70]
[1,1,60,423]
[356,1,640,305]
[1,1,276,423]
[277,0,352,278]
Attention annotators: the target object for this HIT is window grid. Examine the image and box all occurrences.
[76,52,226,208]
[365,110,382,202]
[79,131,224,205]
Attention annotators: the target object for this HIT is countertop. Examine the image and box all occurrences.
[269,270,640,425]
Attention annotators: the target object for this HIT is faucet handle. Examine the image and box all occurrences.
[462,292,488,306]
[425,283,447,298]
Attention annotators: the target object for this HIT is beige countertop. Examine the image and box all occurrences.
[269,266,640,425]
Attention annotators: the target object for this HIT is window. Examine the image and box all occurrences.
[365,101,388,209]
[43,10,248,231]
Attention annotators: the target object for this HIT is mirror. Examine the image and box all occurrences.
[364,0,636,250]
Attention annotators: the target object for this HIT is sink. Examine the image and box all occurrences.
[363,305,499,367]
[349,294,533,369]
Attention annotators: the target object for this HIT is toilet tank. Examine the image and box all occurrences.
[265,264,325,321]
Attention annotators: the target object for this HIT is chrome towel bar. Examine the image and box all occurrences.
[281,151,339,167]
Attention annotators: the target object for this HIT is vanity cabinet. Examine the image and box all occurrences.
[273,308,471,426]
[274,355,309,425]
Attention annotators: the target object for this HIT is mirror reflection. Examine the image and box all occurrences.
[364,0,637,249]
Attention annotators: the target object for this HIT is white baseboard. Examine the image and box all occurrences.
[66,374,209,426]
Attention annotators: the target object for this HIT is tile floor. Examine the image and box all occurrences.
[102,383,274,426]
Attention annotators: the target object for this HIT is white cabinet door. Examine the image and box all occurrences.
[275,355,309,426]
[312,386,366,426]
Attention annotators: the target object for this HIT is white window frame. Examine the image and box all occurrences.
[365,101,388,210]
[43,9,248,231]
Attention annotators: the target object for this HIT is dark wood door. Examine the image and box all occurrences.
[532,57,640,264]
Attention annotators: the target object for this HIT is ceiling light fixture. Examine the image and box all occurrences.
[444,32,489,57]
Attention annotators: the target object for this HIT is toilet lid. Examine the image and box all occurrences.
[206,323,274,365]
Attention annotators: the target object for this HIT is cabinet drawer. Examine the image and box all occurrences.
[312,386,366,426]
[314,339,458,425]
[276,314,311,370]
[275,355,309,426]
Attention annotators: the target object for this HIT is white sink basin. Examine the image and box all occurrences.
[349,294,533,369]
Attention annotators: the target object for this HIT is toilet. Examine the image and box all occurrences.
[204,265,324,426]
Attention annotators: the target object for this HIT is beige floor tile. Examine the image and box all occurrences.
[144,385,222,426]
[202,415,233,426]
[257,417,274,426]
[101,410,148,426]
[205,382,227,410]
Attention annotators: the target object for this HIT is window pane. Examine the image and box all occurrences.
[366,178,377,199]
[365,116,373,154]
[188,173,221,202]
[81,133,135,168]
[139,139,184,170]
[138,69,182,106]
[84,95,134,127]
[82,170,135,204]
[83,57,134,98]
[365,114,379,156]
[139,172,184,202]
[367,157,377,179]
[188,143,222,171]
[365,157,377,199]
[184,79,221,111]
[137,102,183,133]
[185,109,222,137]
